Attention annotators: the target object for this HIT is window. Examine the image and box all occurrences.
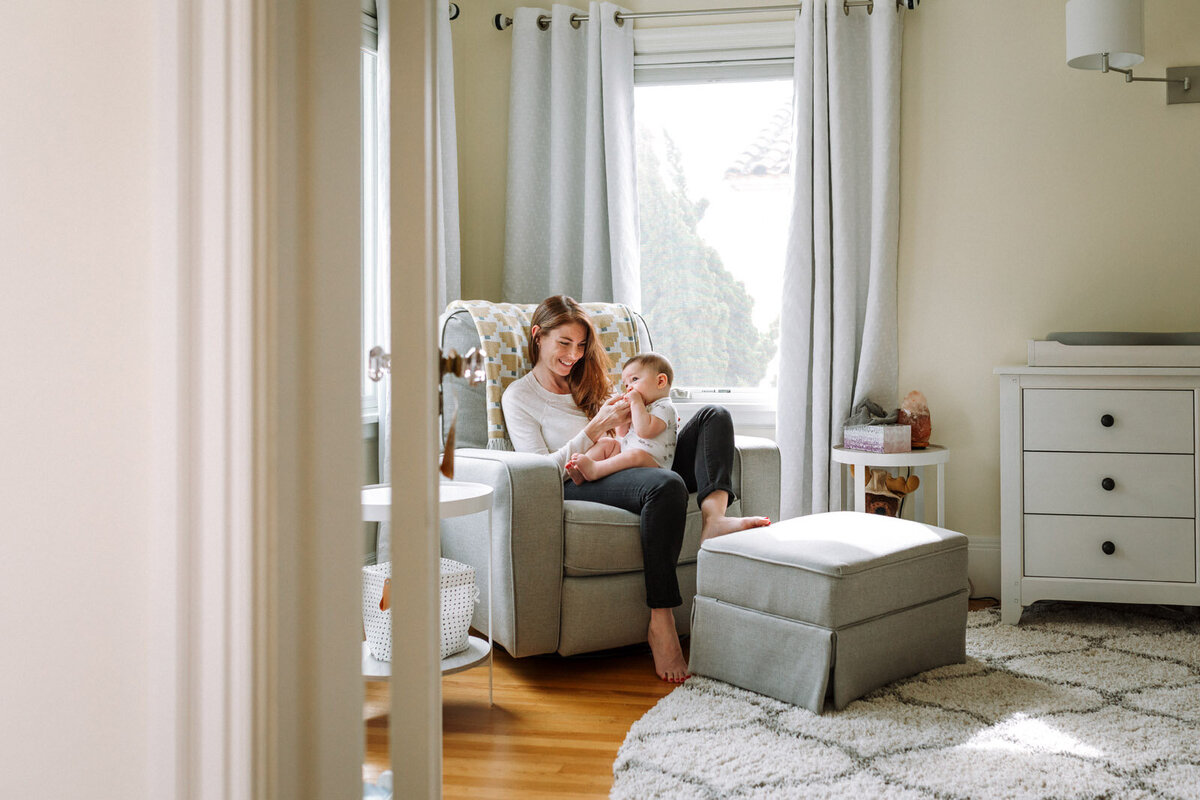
[633,22,795,400]
[361,40,388,414]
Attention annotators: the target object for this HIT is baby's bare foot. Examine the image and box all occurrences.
[700,514,771,544]
[648,612,689,683]
[565,457,586,486]
[573,454,601,481]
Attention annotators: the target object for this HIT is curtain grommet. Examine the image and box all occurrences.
[570,13,581,29]
[614,9,625,27]
[537,14,550,30]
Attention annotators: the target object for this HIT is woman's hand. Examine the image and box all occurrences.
[585,393,631,441]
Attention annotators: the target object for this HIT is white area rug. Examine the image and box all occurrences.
[612,603,1200,799]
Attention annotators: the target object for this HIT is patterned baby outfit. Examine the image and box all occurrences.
[620,397,678,469]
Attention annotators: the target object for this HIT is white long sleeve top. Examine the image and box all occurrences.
[500,372,596,477]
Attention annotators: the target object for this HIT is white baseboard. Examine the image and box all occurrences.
[968,536,1001,600]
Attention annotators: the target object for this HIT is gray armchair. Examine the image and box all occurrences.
[439,302,781,657]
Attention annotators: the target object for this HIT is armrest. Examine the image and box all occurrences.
[733,435,781,521]
[441,448,565,658]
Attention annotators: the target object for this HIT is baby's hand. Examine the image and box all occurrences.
[625,387,646,406]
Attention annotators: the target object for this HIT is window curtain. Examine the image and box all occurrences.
[501,2,641,308]
[776,0,902,519]
[436,0,461,311]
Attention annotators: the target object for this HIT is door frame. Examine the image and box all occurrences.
[149,0,439,796]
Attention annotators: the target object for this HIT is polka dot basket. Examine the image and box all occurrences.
[362,558,478,662]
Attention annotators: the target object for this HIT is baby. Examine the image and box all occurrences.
[565,352,678,485]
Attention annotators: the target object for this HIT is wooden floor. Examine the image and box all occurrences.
[365,599,997,798]
[364,641,676,799]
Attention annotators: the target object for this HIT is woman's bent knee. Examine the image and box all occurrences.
[645,470,688,508]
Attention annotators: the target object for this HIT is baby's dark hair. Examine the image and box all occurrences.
[625,352,674,386]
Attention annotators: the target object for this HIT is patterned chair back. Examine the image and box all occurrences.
[439,300,648,450]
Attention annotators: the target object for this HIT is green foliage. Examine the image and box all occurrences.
[637,128,776,388]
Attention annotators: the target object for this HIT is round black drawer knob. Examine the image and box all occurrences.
[1101,541,1116,555]
[1101,477,1116,491]
[1100,414,1115,427]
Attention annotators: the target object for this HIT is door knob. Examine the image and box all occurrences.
[1101,477,1116,491]
[1100,414,1114,427]
[1101,540,1116,555]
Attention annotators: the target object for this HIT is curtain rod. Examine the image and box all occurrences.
[493,0,917,31]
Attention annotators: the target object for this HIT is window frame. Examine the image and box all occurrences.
[361,21,388,421]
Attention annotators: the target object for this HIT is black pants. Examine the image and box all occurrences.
[563,405,738,608]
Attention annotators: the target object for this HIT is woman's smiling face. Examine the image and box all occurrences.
[536,322,588,377]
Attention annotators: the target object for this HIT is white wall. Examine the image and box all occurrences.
[898,0,1200,545]
[0,3,154,796]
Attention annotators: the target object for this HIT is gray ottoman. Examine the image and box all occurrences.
[688,511,968,713]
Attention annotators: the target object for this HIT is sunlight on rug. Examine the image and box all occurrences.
[612,603,1200,799]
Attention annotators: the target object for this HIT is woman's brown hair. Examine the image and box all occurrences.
[529,295,613,419]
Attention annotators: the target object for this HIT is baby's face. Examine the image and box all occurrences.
[622,363,669,402]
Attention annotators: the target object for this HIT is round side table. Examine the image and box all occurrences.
[831,444,950,527]
[361,480,495,705]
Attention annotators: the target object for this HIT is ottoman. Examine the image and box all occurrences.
[688,511,968,713]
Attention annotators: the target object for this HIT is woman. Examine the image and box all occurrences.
[501,296,770,683]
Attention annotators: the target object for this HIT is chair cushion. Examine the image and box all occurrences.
[697,512,968,629]
[561,494,744,576]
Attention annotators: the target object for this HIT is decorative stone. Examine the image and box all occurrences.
[898,390,931,449]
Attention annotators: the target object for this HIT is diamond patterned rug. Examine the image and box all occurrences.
[612,603,1200,799]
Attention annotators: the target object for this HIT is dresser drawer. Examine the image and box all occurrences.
[1023,452,1196,518]
[1024,515,1196,582]
[1023,389,1194,454]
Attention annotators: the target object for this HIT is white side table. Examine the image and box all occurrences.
[831,445,950,528]
[361,480,495,705]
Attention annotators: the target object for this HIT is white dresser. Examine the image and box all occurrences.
[995,367,1200,625]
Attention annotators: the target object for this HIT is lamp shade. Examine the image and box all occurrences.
[1066,0,1145,70]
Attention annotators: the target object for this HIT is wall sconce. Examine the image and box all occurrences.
[1066,0,1198,105]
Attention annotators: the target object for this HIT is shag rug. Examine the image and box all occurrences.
[612,603,1200,799]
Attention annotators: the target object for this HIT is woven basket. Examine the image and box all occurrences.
[361,559,478,662]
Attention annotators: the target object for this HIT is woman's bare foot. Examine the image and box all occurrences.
[648,609,689,683]
[700,514,771,544]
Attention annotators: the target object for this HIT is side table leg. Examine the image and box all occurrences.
[853,462,866,513]
[487,507,493,707]
[912,466,925,524]
[936,463,945,528]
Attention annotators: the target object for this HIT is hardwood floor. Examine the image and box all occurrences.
[365,599,998,798]
[364,641,675,799]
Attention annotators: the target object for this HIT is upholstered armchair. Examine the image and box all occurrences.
[438,300,781,657]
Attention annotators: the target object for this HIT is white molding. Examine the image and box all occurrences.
[633,20,795,55]
[149,2,362,798]
[385,0,444,793]
[150,1,256,797]
[968,536,1002,601]
[149,2,188,795]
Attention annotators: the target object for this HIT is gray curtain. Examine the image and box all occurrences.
[436,0,461,311]
[501,2,640,307]
[776,0,902,519]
